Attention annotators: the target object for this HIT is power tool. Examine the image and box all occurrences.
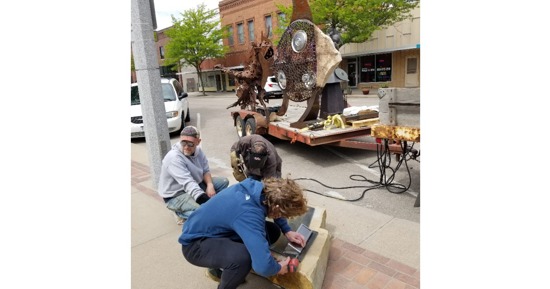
[287,258,300,273]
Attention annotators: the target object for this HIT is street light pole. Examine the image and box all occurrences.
[131,0,170,187]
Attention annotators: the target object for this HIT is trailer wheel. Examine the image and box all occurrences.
[235,115,245,138]
[245,118,256,136]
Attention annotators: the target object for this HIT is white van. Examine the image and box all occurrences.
[131,78,190,138]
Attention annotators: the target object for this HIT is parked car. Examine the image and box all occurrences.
[263,75,283,98]
[131,78,190,138]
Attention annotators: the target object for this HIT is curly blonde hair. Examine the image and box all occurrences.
[262,177,308,218]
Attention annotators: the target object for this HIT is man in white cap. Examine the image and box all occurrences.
[158,126,230,224]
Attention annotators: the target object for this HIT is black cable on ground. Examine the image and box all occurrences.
[295,139,419,202]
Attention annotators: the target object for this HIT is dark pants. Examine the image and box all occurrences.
[181,221,281,289]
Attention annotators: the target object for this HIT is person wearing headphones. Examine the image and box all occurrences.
[230,134,282,181]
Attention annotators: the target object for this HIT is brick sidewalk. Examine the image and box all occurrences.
[323,238,419,289]
[132,161,420,289]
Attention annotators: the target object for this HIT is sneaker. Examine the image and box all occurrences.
[206,268,222,282]
[173,212,185,225]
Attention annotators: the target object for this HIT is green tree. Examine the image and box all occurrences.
[276,0,419,46]
[274,5,292,46]
[164,4,227,95]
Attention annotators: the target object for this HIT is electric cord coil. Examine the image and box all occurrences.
[295,140,419,202]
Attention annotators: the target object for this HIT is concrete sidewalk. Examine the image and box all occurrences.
[132,141,420,288]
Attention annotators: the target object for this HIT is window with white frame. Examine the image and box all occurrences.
[227,25,234,46]
[237,22,244,44]
[265,15,272,38]
[277,12,286,29]
[248,20,255,42]
[159,46,165,59]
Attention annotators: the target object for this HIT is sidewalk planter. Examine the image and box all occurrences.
[360,84,371,95]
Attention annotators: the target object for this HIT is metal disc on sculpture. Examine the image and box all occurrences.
[273,19,322,102]
[334,68,348,81]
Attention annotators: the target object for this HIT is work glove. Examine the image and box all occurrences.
[230,151,246,182]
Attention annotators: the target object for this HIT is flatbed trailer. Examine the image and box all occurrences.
[230,104,404,153]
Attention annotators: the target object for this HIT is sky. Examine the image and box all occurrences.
[153,0,221,30]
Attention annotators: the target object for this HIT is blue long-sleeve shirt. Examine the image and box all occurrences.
[179,178,290,276]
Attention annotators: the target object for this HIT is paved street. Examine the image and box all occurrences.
[136,89,420,222]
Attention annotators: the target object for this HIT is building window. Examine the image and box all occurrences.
[277,12,286,29]
[359,53,392,83]
[237,22,245,44]
[265,15,272,38]
[248,20,255,42]
[207,75,216,87]
[159,46,165,59]
[407,57,417,74]
[227,25,234,46]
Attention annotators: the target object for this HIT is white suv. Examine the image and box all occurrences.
[263,76,283,98]
[131,78,190,138]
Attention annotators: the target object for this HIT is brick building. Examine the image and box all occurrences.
[130,27,187,87]
[210,0,420,92]
[196,0,293,92]
[145,1,420,93]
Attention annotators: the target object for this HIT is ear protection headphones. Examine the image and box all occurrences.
[246,149,268,169]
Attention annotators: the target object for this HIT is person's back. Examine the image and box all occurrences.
[230,134,282,181]
[179,177,309,288]
[180,180,272,274]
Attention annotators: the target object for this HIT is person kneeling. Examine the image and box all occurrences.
[179,177,308,289]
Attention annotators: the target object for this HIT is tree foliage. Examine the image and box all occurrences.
[164,4,227,94]
[274,5,292,46]
[276,0,419,46]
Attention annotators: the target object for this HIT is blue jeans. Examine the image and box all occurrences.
[167,176,229,219]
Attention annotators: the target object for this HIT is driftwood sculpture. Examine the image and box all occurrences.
[215,33,274,112]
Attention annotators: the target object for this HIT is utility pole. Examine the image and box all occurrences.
[131,0,170,187]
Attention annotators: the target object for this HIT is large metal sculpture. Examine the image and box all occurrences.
[221,0,345,129]
[272,0,343,128]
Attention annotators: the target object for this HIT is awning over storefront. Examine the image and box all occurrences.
[225,65,244,70]
[340,44,419,58]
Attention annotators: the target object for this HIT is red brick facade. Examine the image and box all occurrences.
[131,27,177,84]
[155,27,171,67]
[217,0,292,68]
